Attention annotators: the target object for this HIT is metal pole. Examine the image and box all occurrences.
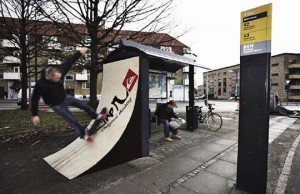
[206,73,208,105]
[236,71,238,96]
[34,9,38,82]
[183,69,185,102]
[189,65,194,106]
[28,28,31,108]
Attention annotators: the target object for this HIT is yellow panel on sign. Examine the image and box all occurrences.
[241,17,269,33]
[241,29,271,45]
[240,3,272,45]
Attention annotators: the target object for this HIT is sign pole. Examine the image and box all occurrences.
[236,4,272,194]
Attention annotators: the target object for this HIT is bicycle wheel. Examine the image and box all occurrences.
[207,113,223,131]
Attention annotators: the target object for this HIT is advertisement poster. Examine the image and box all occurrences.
[149,72,167,99]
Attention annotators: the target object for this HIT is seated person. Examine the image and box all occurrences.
[155,100,181,142]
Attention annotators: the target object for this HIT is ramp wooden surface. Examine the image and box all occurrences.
[44,57,139,179]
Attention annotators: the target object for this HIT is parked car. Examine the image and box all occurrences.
[75,94,101,102]
[229,96,240,101]
[17,88,32,105]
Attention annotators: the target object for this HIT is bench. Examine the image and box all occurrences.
[149,103,164,125]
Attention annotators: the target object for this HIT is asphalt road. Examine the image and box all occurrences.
[285,118,300,194]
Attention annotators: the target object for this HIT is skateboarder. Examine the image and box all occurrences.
[31,47,105,141]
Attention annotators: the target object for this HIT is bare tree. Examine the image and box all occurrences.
[39,0,177,108]
[0,0,55,109]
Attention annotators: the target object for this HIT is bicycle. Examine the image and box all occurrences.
[197,103,223,131]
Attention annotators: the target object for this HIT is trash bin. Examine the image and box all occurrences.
[186,106,199,130]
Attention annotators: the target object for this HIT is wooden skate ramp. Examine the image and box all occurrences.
[44,57,139,179]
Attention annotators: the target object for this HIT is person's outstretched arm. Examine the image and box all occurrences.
[31,85,41,126]
[58,47,90,76]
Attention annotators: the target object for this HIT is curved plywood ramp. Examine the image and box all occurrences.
[44,57,140,179]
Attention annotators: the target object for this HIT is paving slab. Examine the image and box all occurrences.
[98,181,151,194]
[169,185,197,194]
[183,148,219,163]
[128,156,200,193]
[220,151,238,164]
[213,139,237,147]
[201,143,230,153]
[182,170,235,194]
[206,160,237,181]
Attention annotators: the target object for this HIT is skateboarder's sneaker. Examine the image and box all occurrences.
[96,107,108,120]
[84,135,94,142]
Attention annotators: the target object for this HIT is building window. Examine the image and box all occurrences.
[271,83,279,86]
[14,67,19,73]
[272,63,279,67]
[85,53,91,61]
[83,36,91,46]
[65,75,74,81]
[64,46,75,51]
[223,72,226,76]
[223,78,226,93]
[218,79,221,87]
[218,88,221,95]
[82,82,90,89]
[0,73,3,79]
[160,46,172,52]
[13,50,20,57]
[43,36,57,42]
[271,73,279,76]
[82,69,90,74]
[183,47,191,54]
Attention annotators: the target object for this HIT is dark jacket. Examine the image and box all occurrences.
[155,103,178,121]
[31,51,82,116]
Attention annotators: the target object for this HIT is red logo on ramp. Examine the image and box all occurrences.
[122,69,138,92]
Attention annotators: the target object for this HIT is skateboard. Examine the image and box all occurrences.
[86,107,108,136]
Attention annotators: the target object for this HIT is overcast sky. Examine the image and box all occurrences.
[169,0,300,85]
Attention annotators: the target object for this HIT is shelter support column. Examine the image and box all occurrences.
[139,57,150,156]
[186,65,198,130]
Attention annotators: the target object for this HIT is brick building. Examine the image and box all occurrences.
[203,53,300,101]
[0,17,190,99]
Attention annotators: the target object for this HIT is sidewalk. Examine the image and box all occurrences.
[101,116,299,194]
[0,114,299,193]
[0,99,17,103]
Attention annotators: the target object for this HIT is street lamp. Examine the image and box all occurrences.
[286,79,290,105]
[228,69,238,99]
[205,73,208,106]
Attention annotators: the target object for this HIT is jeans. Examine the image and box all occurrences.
[52,95,98,138]
[159,119,178,138]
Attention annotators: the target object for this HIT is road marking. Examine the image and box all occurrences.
[269,117,297,143]
[222,117,234,121]
[274,132,300,194]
